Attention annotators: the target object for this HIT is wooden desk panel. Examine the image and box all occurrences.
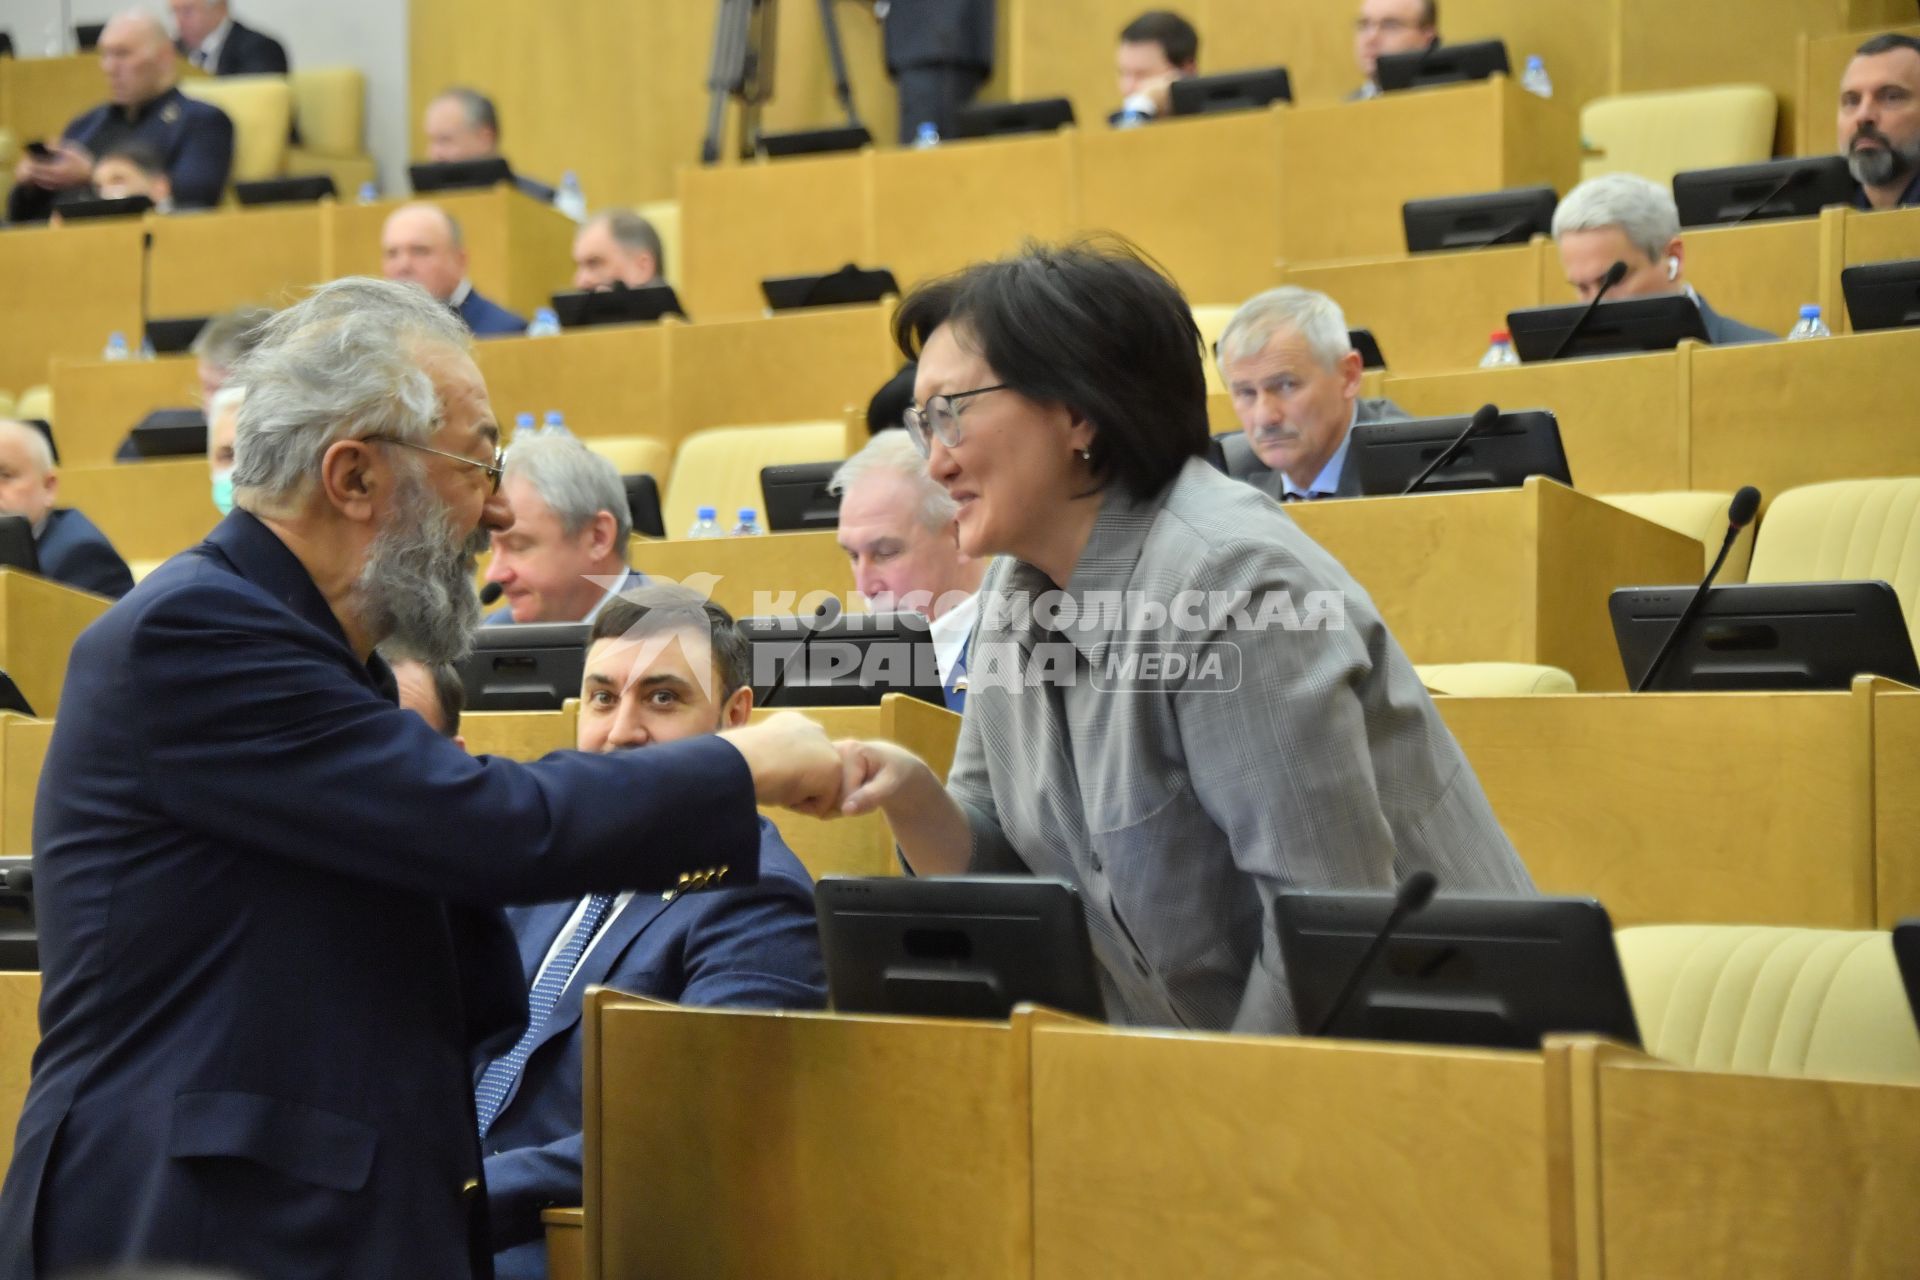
[56,459,217,564]
[1278,79,1575,265]
[1382,350,1689,495]
[665,305,895,443]
[870,133,1079,291]
[47,356,199,469]
[1286,244,1546,377]
[0,221,145,396]
[1290,479,1699,691]
[677,153,872,322]
[0,715,53,857]
[459,708,577,761]
[1076,110,1284,306]
[474,325,671,442]
[1874,688,1920,929]
[1689,328,1920,499]
[637,529,853,622]
[1032,1026,1552,1279]
[0,55,100,151]
[0,972,41,1173]
[0,572,111,721]
[146,205,326,317]
[1441,689,1877,928]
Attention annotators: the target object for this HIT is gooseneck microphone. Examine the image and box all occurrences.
[1632,484,1762,693]
[1729,169,1806,226]
[1401,403,1498,496]
[759,596,842,708]
[1311,870,1439,1037]
[1548,260,1630,361]
[479,582,504,606]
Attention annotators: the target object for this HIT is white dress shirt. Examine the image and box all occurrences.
[928,590,980,687]
[188,17,234,70]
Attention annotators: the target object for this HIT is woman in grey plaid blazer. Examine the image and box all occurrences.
[836,241,1535,1034]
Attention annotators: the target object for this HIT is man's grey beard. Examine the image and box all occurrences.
[353,467,489,665]
[1847,129,1920,187]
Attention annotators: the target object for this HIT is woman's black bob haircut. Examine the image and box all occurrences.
[890,238,1211,500]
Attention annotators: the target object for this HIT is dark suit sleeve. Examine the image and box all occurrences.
[168,105,236,209]
[49,537,135,599]
[676,869,827,1010]
[484,1130,585,1250]
[127,577,763,904]
[230,28,289,74]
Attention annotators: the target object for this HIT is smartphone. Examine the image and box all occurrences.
[24,140,55,160]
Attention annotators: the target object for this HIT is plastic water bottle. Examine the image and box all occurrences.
[514,411,536,437]
[542,410,567,433]
[357,181,379,205]
[686,506,723,539]
[1787,304,1831,340]
[526,307,562,338]
[913,122,940,150]
[730,507,766,537]
[1521,56,1553,99]
[1116,92,1155,128]
[1479,330,1520,367]
[138,335,156,360]
[555,171,588,224]
[102,332,130,362]
[42,21,63,56]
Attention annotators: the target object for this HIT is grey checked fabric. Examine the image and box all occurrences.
[946,457,1534,1034]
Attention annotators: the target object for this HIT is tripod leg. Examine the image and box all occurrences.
[702,0,753,164]
[815,0,863,128]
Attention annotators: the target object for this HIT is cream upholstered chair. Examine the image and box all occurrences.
[582,435,671,481]
[1600,491,1754,581]
[0,391,15,420]
[178,74,293,184]
[1616,925,1920,1083]
[1580,85,1776,185]
[14,386,52,425]
[1192,304,1237,395]
[1415,663,1576,695]
[663,421,849,537]
[286,67,377,195]
[1744,478,1920,652]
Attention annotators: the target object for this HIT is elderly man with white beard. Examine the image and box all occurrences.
[0,277,845,1280]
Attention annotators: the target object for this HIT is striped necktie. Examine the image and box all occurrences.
[474,892,616,1137]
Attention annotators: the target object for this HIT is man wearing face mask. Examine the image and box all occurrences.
[206,384,243,515]
[0,419,134,598]
[433,583,823,1280]
[1839,33,1920,210]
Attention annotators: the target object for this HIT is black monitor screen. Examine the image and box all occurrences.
[128,408,209,459]
[145,316,209,355]
[1375,39,1510,92]
[816,875,1107,1022]
[551,284,687,329]
[1351,409,1570,495]
[762,266,899,312]
[1508,294,1710,362]
[1672,155,1854,228]
[1349,327,1388,370]
[622,474,665,540]
[458,621,590,711]
[1167,66,1292,116]
[50,193,153,222]
[1843,258,1920,333]
[1,516,43,576]
[741,610,944,708]
[1277,889,1640,1050]
[760,462,842,532]
[0,857,37,972]
[1609,580,1920,691]
[754,124,873,158]
[409,158,514,194]
[949,97,1075,140]
[236,174,338,207]
[1403,185,1557,253]
[1895,920,1920,1034]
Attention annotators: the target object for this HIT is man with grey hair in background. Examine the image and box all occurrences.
[1551,172,1775,344]
[1215,285,1408,502]
[0,277,844,1278]
[830,429,985,710]
[570,210,665,292]
[169,0,289,75]
[483,430,641,625]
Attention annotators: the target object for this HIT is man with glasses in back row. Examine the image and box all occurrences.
[0,277,844,1280]
[1349,0,1439,100]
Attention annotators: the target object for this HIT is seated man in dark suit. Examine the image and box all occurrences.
[1111,10,1198,124]
[1839,33,1920,211]
[382,201,527,337]
[882,0,995,143]
[0,419,134,598]
[483,430,641,624]
[6,10,233,222]
[1553,173,1776,345]
[435,584,825,1280]
[170,0,289,74]
[1214,286,1407,501]
[422,86,556,205]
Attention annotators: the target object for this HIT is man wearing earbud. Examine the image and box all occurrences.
[1551,173,1776,345]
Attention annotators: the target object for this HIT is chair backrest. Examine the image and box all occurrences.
[1414,662,1576,695]
[0,391,15,420]
[1616,924,1920,1083]
[1600,491,1753,581]
[663,421,849,537]
[1579,85,1776,185]
[287,66,366,158]
[179,74,292,183]
[1746,478,1920,651]
[14,386,51,425]
[581,435,670,481]
[636,198,681,291]
[1192,304,1236,395]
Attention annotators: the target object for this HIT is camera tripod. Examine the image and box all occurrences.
[701,0,867,164]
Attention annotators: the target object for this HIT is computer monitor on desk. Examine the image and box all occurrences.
[1507,295,1710,362]
[1375,40,1510,92]
[760,462,842,532]
[1167,67,1292,116]
[458,622,590,711]
[742,610,944,708]
[1672,156,1854,228]
[1403,185,1558,252]
[550,284,687,329]
[949,98,1075,140]
[1350,410,1570,495]
[0,857,38,972]
[1842,258,1920,333]
[1609,580,1920,691]
[408,158,513,194]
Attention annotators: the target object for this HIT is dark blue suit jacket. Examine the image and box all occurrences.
[0,511,763,1280]
[483,819,824,1277]
[458,287,527,338]
[205,20,290,75]
[34,508,134,600]
[483,567,644,627]
[1696,293,1777,346]
[68,86,233,210]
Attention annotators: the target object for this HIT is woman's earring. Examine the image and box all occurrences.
[1080,448,1093,461]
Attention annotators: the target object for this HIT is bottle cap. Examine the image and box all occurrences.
[1799,304,1821,319]
[1489,329,1511,342]
[697,506,717,521]
[516,412,535,430]
[739,508,757,522]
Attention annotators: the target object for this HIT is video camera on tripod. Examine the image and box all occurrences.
[701,0,872,163]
